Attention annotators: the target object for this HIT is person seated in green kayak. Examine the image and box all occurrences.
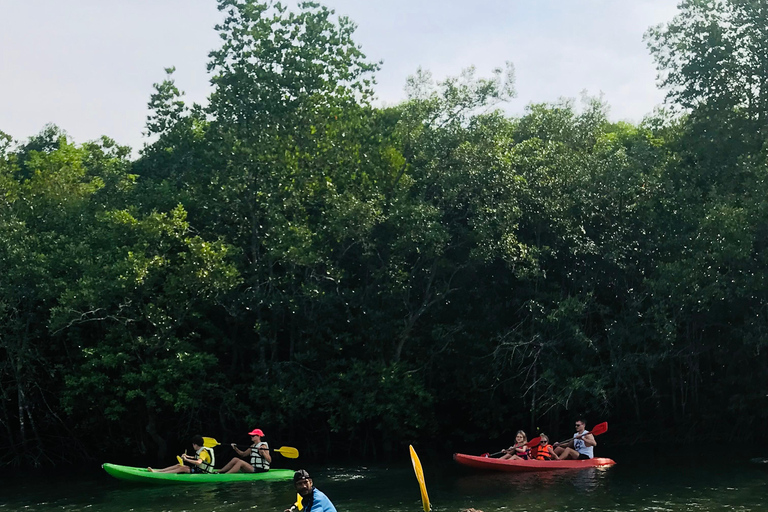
[219,428,271,473]
[147,435,215,473]
[553,418,596,460]
[534,433,556,460]
[500,430,530,460]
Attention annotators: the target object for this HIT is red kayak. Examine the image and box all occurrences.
[453,453,616,472]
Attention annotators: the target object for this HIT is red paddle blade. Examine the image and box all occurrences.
[591,422,608,436]
[526,436,541,448]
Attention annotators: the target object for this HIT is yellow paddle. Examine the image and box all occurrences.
[409,445,431,512]
[202,437,300,458]
[287,493,304,512]
[177,455,185,466]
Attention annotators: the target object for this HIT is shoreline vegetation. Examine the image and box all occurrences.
[2,0,768,468]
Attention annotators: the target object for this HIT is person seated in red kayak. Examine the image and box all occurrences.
[553,418,596,460]
[500,430,530,460]
[219,428,272,473]
[148,435,215,473]
[534,433,556,460]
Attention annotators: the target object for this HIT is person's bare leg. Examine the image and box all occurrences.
[155,464,191,473]
[224,459,255,474]
[160,465,191,474]
[219,457,239,473]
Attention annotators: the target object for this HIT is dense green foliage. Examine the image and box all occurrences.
[2,0,768,467]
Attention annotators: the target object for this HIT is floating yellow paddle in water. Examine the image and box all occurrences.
[201,437,300,458]
[409,445,431,512]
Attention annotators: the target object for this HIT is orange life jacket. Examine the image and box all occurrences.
[536,443,554,460]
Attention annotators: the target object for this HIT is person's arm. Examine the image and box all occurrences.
[231,443,252,458]
[181,454,202,466]
[197,450,212,467]
[582,433,597,447]
[258,442,272,464]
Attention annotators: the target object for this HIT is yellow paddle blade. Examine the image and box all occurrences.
[409,445,431,512]
[295,493,304,511]
[276,446,300,458]
[177,455,184,466]
[202,437,221,448]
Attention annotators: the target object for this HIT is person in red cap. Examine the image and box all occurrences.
[219,428,272,473]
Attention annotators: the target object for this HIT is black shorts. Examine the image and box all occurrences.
[577,454,591,460]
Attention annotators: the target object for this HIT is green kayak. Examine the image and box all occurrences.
[102,463,295,484]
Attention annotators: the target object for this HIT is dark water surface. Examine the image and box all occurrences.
[2,449,766,511]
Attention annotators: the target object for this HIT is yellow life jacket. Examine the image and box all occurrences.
[196,446,215,473]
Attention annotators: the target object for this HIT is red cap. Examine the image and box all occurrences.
[248,428,265,437]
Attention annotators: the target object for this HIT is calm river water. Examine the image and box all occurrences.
[2,449,766,511]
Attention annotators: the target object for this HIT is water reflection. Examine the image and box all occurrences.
[453,466,610,496]
[99,481,284,512]
[0,473,298,512]
[3,453,768,512]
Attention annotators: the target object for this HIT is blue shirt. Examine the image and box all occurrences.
[306,488,337,512]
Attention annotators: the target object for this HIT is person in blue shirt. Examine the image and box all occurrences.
[287,469,337,512]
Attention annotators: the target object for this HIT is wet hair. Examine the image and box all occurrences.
[294,469,311,483]
[516,430,528,442]
[191,435,204,446]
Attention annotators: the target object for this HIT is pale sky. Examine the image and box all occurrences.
[0,0,680,154]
